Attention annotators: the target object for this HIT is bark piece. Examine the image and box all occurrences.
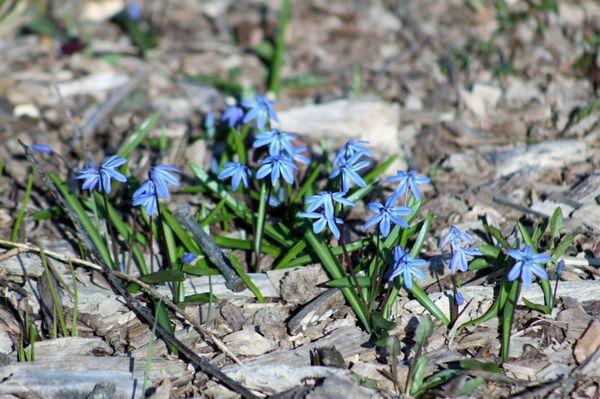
[223,330,274,356]
[574,320,600,364]
[288,289,345,335]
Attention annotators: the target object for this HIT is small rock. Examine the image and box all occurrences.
[258,323,288,341]
[223,330,274,356]
[575,320,600,364]
[504,79,542,108]
[252,307,287,326]
[460,83,502,127]
[278,97,401,156]
[280,266,328,305]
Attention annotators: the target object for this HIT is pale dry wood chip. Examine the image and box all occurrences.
[574,320,600,364]
[223,330,274,356]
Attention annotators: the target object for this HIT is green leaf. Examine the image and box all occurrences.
[517,221,535,248]
[459,359,501,373]
[12,171,33,241]
[48,173,113,267]
[501,280,520,362]
[154,300,177,354]
[483,222,509,249]
[139,270,185,284]
[461,276,511,328]
[326,276,372,288]
[229,127,247,164]
[410,355,427,394]
[229,250,264,303]
[268,0,291,93]
[371,312,395,331]
[304,229,371,332]
[414,314,434,345]
[118,112,159,158]
[254,183,268,261]
[552,235,572,260]
[479,244,501,258]
[160,204,201,254]
[410,283,450,326]
[549,207,563,243]
[363,155,396,183]
[522,297,549,313]
[214,235,280,258]
[184,293,219,304]
[282,238,370,268]
[273,240,306,269]
[410,212,434,258]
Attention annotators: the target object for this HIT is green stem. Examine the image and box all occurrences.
[254,183,271,271]
[501,281,521,362]
[102,193,120,268]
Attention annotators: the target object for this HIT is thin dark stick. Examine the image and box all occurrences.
[101,193,120,269]
[174,205,246,292]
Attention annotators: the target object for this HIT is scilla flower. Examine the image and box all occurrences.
[329,152,370,192]
[218,162,251,191]
[305,191,354,218]
[256,155,297,186]
[507,246,551,289]
[385,169,430,202]
[440,226,481,274]
[388,246,427,290]
[221,104,245,128]
[242,94,278,129]
[253,128,297,156]
[298,211,343,240]
[77,154,127,194]
[333,140,373,165]
[149,164,181,199]
[132,180,158,216]
[363,195,411,237]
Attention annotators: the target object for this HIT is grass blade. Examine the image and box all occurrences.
[254,183,268,265]
[268,0,292,93]
[118,112,159,158]
[12,170,33,241]
[228,250,264,303]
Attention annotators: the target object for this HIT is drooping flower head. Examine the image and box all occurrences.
[385,169,430,202]
[329,152,370,192]
[132,179,158,216]
[218,162,251,191]
[285,145,310,165]
[77,154,127,194]
[507,245,551,289]
[241,94,278,129]
[333,140,373,166]
[298,211,343,240]
[205,111,216,139]
[221,104,245,128]
[253,128,297,156]
[440,226,481,274]
[388,246,427,290]
[182,252,196,264]
[363,195,412,237]
[148,164,181,199]
[32,143,53,154]
[256,155,297,186]
[305,191,354,218]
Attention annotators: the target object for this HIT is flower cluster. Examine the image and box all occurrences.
[132,164,182,216]
[440,226,481,274]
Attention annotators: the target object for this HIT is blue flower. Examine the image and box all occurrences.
[132,180,158,216]
[298,211,343,240]
[329,152,370,192]
[242,94,278,129]
[455,291,464,306]
[76,154,127,194]
[305,191,354,218]
[363,195,411,237]
[285,145,310,165]
[205,111,216,139]
[221,104,245,128]
[256,155,297,186]
[449,246,481,274]
[149,164,181,199]
[556,259,565,276]
[333,140,373,165]
[253,128,297,156]
[126,0,141,21]
[385,170,430,202]
[218,162,251,191]
[507,246,551,289]
[182,252,196,264]
[388,246,427,290]
[31,143,53,154]
[439,226,474,251]
[439,226,481,274]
